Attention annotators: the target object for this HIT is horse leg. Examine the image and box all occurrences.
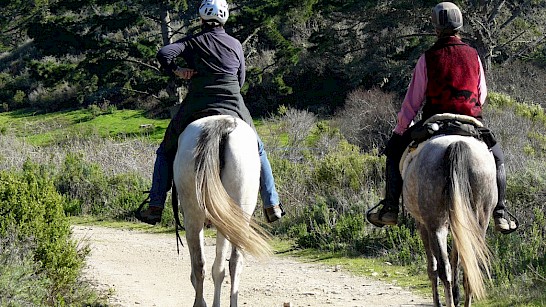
[463,273,473,307]
[212,232,230,307]
[419,226,442,307]
[228,245,244,307]
[185,219,207,307]
[432,226,455,307]
[450,245,461,307]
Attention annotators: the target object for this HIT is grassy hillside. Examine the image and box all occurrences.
[0,108,169,146]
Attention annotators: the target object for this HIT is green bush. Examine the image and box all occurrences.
[55,153,149,219]
[0,161,83,303]
[0,229,51,306]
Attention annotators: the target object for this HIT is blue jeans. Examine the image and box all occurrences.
[149,136,280,209]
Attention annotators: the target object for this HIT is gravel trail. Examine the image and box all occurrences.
[72,225,430,307]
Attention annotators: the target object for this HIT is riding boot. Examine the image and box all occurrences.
[136,143,173,225]
[367,142,403,227]
[493,163,518,234]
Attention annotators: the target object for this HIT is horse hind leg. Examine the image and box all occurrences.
[186,223,207,307]
[229,246,244,307]
[450,245,462,307]
[432,227,455,307]
[463,273,473,307]
[419,226,442,307]
[212,232,230,307]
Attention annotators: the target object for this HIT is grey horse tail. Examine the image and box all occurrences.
[443,141,492,300]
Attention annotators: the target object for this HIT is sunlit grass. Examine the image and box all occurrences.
[0,108,169,145]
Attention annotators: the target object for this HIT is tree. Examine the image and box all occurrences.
[465,0,546,71]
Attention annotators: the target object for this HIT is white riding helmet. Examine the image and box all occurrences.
[199,0,229,25]
[432,2,463,31]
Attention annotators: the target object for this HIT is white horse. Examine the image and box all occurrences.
[173,115,272,307]
[401,114,495,307]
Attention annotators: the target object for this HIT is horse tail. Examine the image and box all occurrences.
[444,141,492,300]
[194,118,272,259]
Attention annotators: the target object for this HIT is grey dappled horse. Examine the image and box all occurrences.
[401,117,495,307]
[173,115,272,307]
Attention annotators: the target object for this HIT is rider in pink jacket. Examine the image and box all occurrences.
[367,2,518,234]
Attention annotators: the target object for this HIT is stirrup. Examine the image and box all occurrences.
[495,209,519,234]
[135,191,151,213]
[264,203,285,223]
[135,191,153,223]
[366,200,398,227]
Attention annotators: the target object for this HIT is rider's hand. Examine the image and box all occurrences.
[173,67,197,80]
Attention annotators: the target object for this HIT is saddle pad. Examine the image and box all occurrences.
[424,113,483,127]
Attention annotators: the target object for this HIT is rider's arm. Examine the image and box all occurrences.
[235,41,246,88]
[478,56,487,105]
[156,37,192,75]
[394,54,427,135]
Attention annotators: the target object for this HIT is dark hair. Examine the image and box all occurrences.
[436,28,459,38]
[202,20,223,29]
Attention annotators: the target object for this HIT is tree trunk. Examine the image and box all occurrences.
[159,4,172,46]
[158,4,180,104]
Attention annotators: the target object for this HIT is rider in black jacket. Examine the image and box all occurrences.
[136,0,284,225]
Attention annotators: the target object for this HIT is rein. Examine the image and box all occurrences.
[172,183,185,254]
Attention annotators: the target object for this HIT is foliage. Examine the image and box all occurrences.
[0,161,84,303]
[293,199,367,251]
[334,87,399,152]
[465,0,546,70]
[489,61,546,108]
[0,229,51,306]
[55,153,149,219]
[1,0,545,118]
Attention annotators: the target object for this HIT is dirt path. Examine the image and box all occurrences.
[72,225,430,307]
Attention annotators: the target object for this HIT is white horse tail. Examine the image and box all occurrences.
[194,118,272,259]
[444,141,492,300]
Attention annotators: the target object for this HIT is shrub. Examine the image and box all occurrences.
[0,161,84,303]
[293,199,368,252]
[0,229,51,306]
[55,153,149,219]
[334,87,398,152]
[489,61,546,107]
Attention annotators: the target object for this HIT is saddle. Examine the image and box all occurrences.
[409,113,497,149]
[400,113,497,177]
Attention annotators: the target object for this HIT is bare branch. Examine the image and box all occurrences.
[122,87,160,99]
[120,58,161,72]
[487,0,506,24]
[504,34,546,64]
[242,26,261,47]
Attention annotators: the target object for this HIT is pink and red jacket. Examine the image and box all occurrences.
[394,36,487,135]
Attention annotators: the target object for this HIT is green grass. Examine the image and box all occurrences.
[0,108,278,147]
[0,108,169,145]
